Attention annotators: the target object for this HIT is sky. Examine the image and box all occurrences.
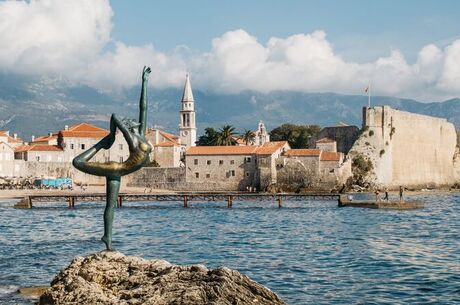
[1,0,460,101]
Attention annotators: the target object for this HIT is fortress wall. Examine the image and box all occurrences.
[125,167,185,189]
[358,106,457,188]
[389,108,456,187]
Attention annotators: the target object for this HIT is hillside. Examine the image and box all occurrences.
[0,73,459,140]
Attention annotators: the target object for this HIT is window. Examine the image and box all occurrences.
[207,160,211,165]
[70,144,74,149]
[245,172,250,177]
[206,174,210,179]
[81,144,85,150]
[119,157,123,162]
[230,160,235,165]
[119,144,123,150]
[246,157,251,163]
[195,172,200,178]
[219,160,224,165]
[194,159,198,165]
[231,170,235,177]
[36,156,40,162]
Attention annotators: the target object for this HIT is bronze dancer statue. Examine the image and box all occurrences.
[73,66,152,250]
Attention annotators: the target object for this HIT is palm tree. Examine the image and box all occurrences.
[196,127,218,146]
[216,125,237,146]
[242,129,256,145]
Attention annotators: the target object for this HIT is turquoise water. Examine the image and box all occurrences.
[0,193,459,304]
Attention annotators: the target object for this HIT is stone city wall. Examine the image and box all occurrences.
[350,106,458,189]
[126,167,255,191]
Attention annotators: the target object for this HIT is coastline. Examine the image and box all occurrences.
[0,187,458,201]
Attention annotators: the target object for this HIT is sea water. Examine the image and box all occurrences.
[0,192,459,304]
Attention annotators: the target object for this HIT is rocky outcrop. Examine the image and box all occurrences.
[39,251,287,305]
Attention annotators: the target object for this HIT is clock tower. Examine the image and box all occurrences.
[179,74,197,147]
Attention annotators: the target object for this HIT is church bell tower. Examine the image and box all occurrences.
[179,74,197,147]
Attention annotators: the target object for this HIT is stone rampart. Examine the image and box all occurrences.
[350,106,458,189]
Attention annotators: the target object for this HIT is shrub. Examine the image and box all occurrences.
[352,154,373,174]
[380,149,385,157]
[365,142,370,146]
[369,130,374,137]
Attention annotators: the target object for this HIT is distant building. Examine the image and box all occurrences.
[309,124,360,153]
[179,74,197,148]
[234,120,270,146]
[253,120,270,145]
[146,128,183,168]
[30,134,58,145]
[0,141,14,176]
[15,144,64,162]
[185,141,290,190]
[276,148,351,190]
[13,123,130,164]
[0,130,23,148]
[315,137,337,152]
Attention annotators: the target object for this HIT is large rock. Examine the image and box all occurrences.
[39,251,287,305]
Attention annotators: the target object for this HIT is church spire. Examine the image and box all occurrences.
[181,74,194,102]
[179,74,197,148]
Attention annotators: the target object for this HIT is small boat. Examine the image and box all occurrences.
[338,195,424,210]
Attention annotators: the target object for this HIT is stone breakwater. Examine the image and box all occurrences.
[39,251,287,305]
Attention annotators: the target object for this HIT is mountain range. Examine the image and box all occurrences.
[0,73,459,141]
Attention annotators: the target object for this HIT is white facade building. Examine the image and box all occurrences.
[253,121,270,146]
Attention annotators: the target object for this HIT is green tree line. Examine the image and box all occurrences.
[196,123,321,148]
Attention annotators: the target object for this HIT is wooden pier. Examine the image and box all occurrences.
[14,192,341,209]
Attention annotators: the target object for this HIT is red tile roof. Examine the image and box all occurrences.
[31,134,57,143]
[0,131,23,143]
[285,149,321,156]
[60,123,109,138]
[15,144,63,152]
[255,141,289,155]
[160,131,178,142]
[320,151,341,161]
[186,146,258,155]
[156,141,179,147]
[147,128,180,145]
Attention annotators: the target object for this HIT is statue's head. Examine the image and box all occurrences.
[122,118,141,134]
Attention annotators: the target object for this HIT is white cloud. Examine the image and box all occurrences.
[194,29,460,100]
[0,0,459,101]
[76,42,186,92]
[0,0,112,74]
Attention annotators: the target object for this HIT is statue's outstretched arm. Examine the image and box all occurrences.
[138,66,151,136]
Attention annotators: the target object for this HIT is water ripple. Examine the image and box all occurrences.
[0,193,459,304]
